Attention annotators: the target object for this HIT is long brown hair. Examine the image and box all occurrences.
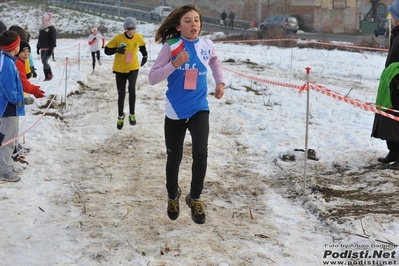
[154,4,202,44]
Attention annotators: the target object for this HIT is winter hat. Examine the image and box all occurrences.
[16,41,30,56]
[42,12,54,28]
[389,0,399,21]
[42,12,53,23]
[123,17,137,30]
[1,34,20,53]
[92,27,98,33]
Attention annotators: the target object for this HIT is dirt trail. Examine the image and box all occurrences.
[49,71,285,265]
[46,66,399,265]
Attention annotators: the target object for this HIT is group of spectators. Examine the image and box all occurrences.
[220,10,235,28]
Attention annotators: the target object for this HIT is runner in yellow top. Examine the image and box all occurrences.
[104,17,148,130]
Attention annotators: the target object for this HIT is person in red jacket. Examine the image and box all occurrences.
[88,27,105,73]
[15,41,45,99]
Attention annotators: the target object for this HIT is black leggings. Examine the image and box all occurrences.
[164,111,209,199]
[115,70,138,117]
[91,50,100,69]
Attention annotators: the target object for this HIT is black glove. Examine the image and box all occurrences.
[93,37,96,41]
[116,46,126,54]
[101,46,104,48]
[31,67,37,78]
[140,57,147,67]
[37,48,40,55]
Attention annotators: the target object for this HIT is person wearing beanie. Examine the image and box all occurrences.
[88,27,105,73]
[9,25,36,80]
[37,12,56,81]
[104,17,148,130]
[0,30,25,182]
[372,0,399,170]
[15,41,45,99]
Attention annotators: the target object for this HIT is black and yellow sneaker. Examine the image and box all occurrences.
[129,114,136,125]
[185,194,206,224]
[167,187,181,220]
[117,114,125,130]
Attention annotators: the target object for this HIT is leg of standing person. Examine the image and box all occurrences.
[41,50,52,81]
[388,141,399,169]
[52,50,55,61]
[91,51,96,70]
[0,117,21,181]
[164,117,187,220]
[115,73,128,130]
[378,140,399,163]
[127,70,138,125]
[96,50,101,65]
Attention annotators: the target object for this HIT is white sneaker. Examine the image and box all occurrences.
[0,172,21,182]
[17,143,31,154]
[12,165,24,174]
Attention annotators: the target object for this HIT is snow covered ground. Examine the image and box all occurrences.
[0,2,398,266]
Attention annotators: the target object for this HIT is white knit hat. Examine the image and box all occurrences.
[123,17,137,30]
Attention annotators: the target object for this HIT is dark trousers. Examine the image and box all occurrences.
[164,111,209,199]
[91,50,100,70]
[40,50,51,71]
[115,70,138,117]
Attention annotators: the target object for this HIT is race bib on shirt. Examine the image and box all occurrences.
[184,69,198,90]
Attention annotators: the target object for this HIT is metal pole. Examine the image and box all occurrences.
[65,57,68,108]
[304,67,311,192]
[118,0,120,19]
[258,0,261,29]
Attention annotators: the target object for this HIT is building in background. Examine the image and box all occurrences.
[79,0,395,34]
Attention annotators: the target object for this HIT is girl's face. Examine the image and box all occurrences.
[125,28,135,38]
[18,49,29,62]
[176,10,201,40]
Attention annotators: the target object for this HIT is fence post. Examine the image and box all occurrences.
[304,66,311,193]
[65,57,68,108]
[78,43,81,71]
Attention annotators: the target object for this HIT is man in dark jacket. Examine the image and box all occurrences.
[228,11,235,28]
[221,10,227,27]
[372,0,399,169]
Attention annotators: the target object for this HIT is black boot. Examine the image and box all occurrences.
[47,68,53,81]
[390,158,399,170]
[43,68,48,81]
[377,152,397,163]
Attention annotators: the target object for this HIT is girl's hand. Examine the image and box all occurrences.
[214,83,224,99]
[172,49,189,68]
